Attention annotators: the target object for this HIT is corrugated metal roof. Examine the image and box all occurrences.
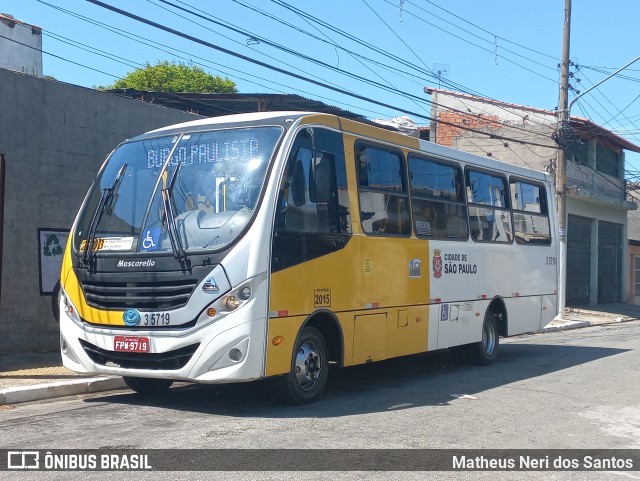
[105,89,368,121]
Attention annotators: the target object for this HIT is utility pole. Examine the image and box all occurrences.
[556,0,571,319]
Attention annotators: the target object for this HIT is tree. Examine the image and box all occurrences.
[97,60,237,93]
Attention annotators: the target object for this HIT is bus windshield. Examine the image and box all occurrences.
[74,126,283,256]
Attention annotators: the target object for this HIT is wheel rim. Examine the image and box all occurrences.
[482,320,496,355]
[294,340,323,391]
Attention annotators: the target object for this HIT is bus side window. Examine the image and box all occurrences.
[276,128,351,235]
[466,169,513,243]
[356,143,411,236]
[409,155,468,240]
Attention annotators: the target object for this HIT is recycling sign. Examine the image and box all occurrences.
[43,234,64,257]
[39,229,69,294]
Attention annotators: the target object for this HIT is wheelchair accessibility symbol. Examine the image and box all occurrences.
[140,228,161,251]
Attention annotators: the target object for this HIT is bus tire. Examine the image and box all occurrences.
[465,312,499,365]
[278,326,329,404]
[52,280,61,323]
[123,376,173,395]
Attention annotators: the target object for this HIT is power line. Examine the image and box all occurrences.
[400,0,559,72]
[27,0,562,148]
[4,28,247,116]
[419,0,560,62]
[0,32,121,79]
[236,0,431,114]
[34,0,399,119]
[267,0,454,87]
[576,66,640,145]
[150,0,356,94]
[231,0,561,134]
[153,0,437,112]
[380,0,559,84]
[217,0,431,90]
[600,93,640,130]
[250,0,563,137]
[83,0,559,150]
[361,0,436,76]
[44,31,143,70]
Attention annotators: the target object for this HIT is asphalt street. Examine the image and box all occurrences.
[1,321,639,481]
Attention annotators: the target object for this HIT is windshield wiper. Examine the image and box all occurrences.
[83,163,128,265]
[161,160,187,262]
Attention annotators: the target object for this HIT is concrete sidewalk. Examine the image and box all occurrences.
[0,352,126,406]
[1,303,639,406]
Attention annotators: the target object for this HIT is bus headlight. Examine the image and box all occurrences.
[225,296,241,310]
[239,286,252,301]
[197,273,264,326]
[60,288,81,324]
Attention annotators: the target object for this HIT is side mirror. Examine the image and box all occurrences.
[309,153,334,203]
[291,159,306,206]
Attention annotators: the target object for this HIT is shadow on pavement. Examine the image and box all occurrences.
[83,338,630,418]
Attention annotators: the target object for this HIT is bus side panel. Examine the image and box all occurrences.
[503,296,542,335]
[385,306,428,359]
[267,235,431,373]
[432,301,488,350]
[353,313,387,364]
[541,294,557,326]
[265,315,307,377]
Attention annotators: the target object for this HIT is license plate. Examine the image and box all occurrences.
[114,336,150,353]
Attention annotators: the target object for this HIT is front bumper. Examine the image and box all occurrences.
[59,306,267,383]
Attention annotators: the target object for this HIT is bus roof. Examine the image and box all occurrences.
[142,111,310,136]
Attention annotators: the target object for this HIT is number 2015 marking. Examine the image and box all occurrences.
[314,289,331,308]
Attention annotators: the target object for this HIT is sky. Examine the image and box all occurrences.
[3,0,640,170]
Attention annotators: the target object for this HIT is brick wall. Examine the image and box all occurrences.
[436,110,502,147]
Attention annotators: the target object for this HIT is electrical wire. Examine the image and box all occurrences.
[33,0,398,119]
[399,0,559,72]
[34,0,631,158]
[419,0,560,62]
[153,0,437,112]
[0,32,122,79]
[379,0,559,84]
[83,0,560,149]
[574,65,640,144]
[231,0,563,134]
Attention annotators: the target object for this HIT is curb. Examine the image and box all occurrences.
[0,377,127,406]
[542,316,636,333]
[542,321,591,332]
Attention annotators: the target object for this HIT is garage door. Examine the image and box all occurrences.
[567,215,592,305]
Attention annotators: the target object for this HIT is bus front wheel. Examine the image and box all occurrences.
[123,376,173,395]
[278,326,329,404]
[465,312,499,365]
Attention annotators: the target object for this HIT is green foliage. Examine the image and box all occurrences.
[97,61,237,93]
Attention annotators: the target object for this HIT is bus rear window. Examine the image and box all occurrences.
[510,180,551,245]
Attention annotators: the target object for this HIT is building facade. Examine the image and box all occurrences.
[426,88,640,306]
[0,14,42,77]
[0,68,200,354]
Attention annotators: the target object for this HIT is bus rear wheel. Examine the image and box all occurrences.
[278,326,329,404]
[465,312,499,365]
[123,376,173,395]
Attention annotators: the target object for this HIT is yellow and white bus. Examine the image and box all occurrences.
[59,112,558,403]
